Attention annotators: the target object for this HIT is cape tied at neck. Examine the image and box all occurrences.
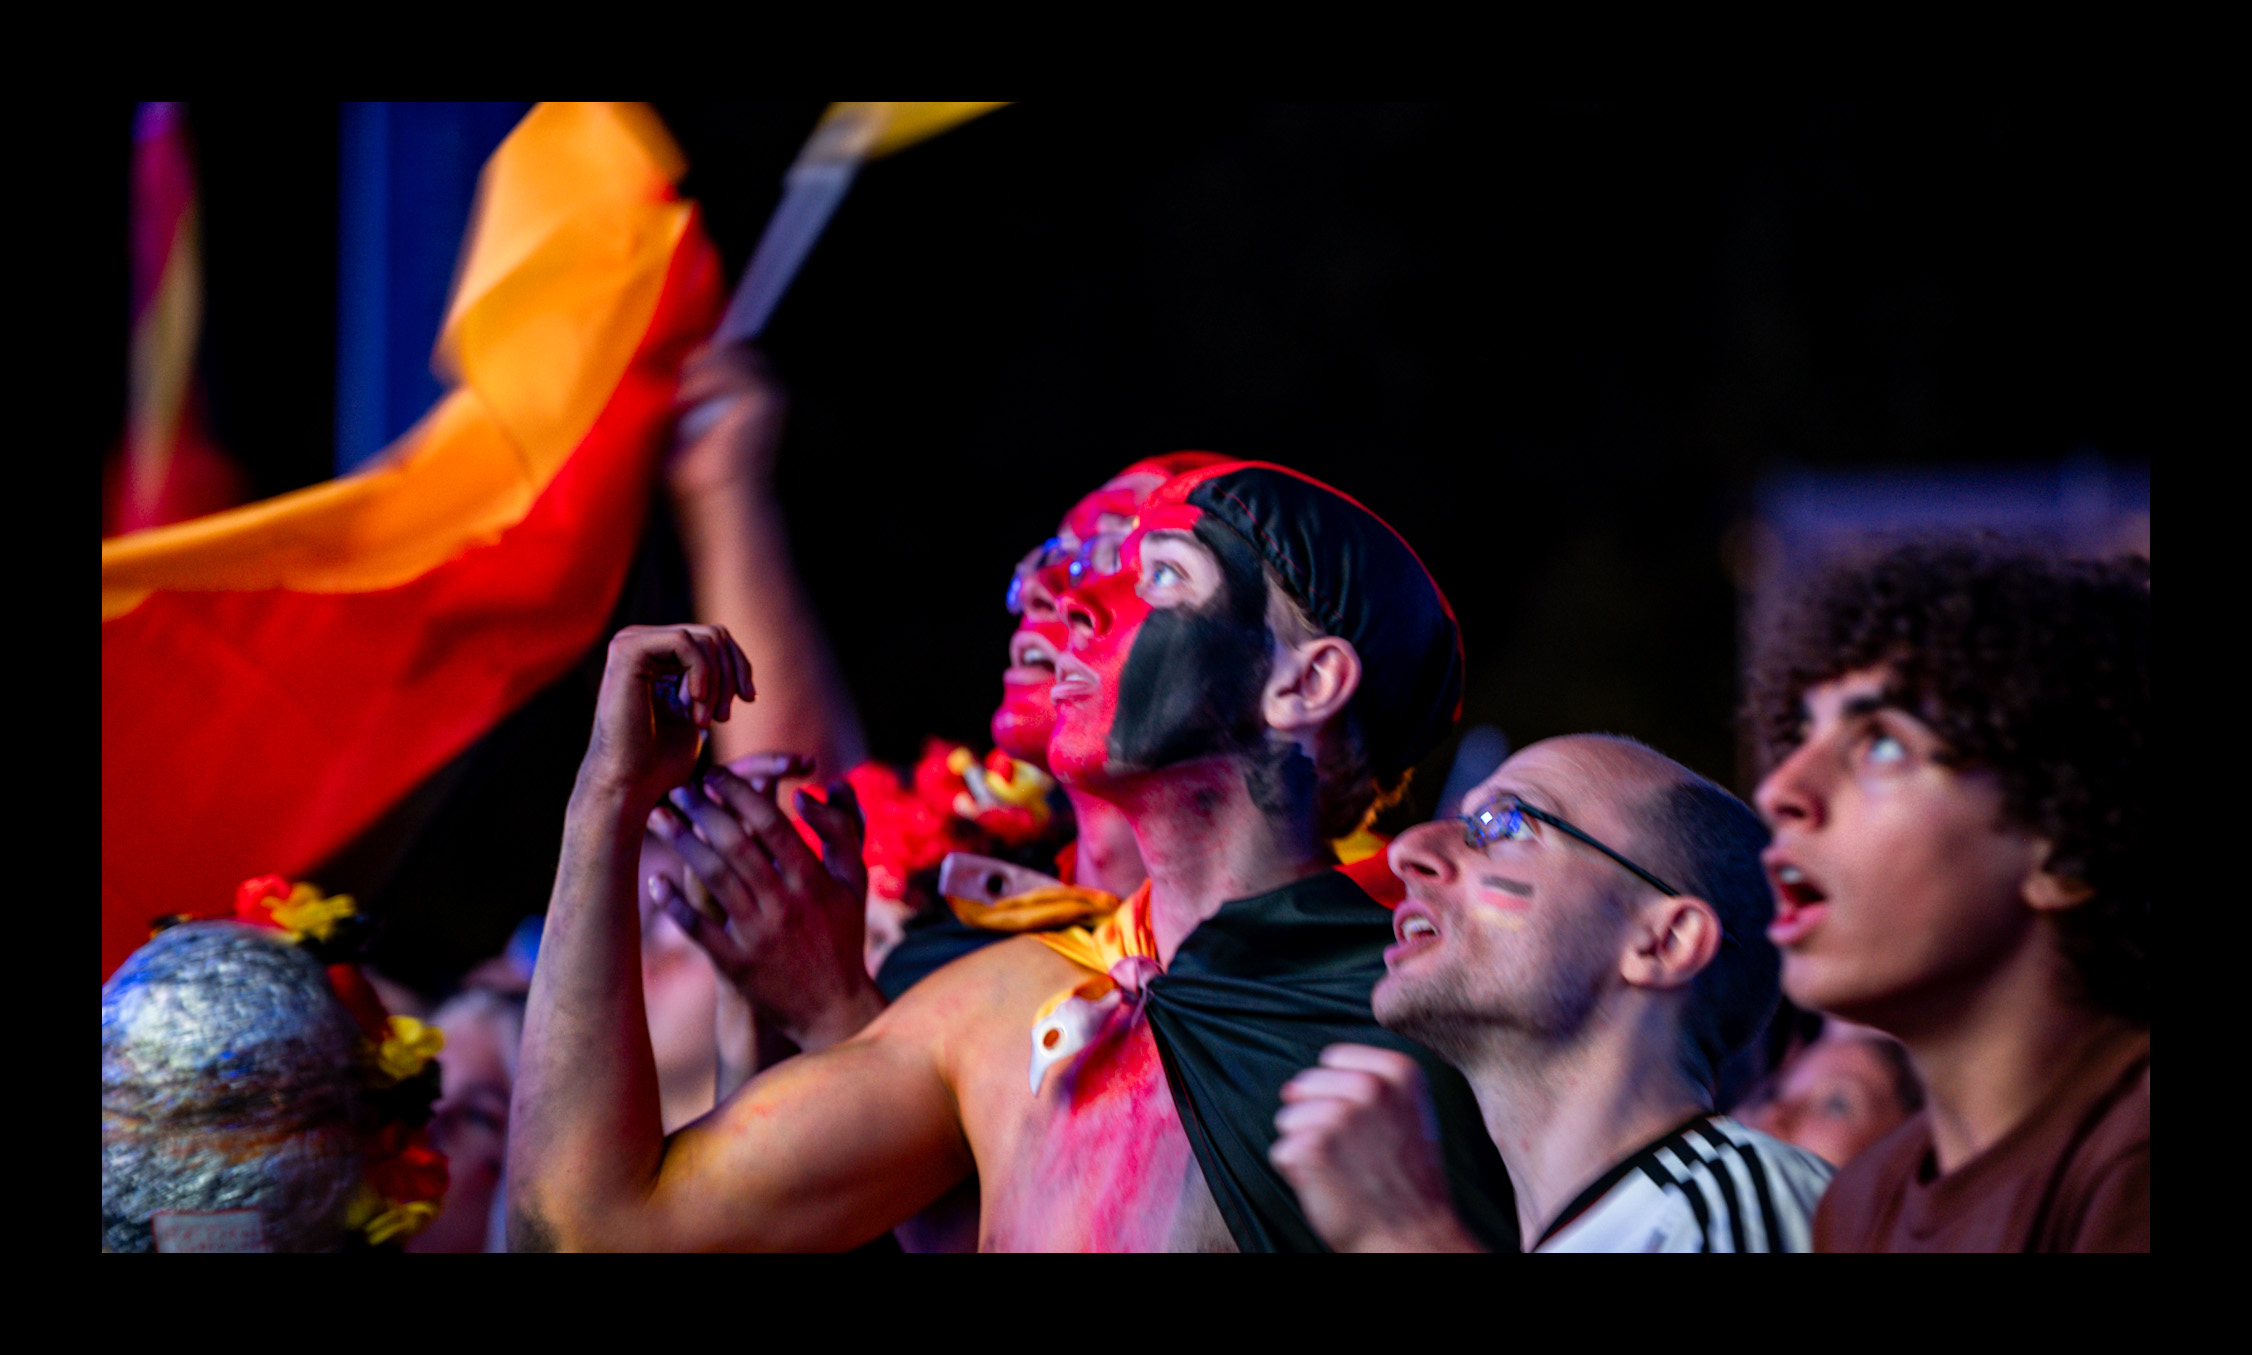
[945,845,1408,1094]
[1016,882,1160,1093]
[999,870,1523,1252]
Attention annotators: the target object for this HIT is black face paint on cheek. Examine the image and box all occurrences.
[1107,519,1274,772]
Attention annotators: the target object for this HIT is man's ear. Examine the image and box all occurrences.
[1619,896,1724,992]
[2022,838,2097,913]
[1262,635,1361,736]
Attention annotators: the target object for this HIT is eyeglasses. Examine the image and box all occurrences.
[1461,793,1683,898]
[1460,793,1741,947]
[1004,530,1128,614]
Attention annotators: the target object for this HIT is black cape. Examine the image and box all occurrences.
[1143,869,1519,1252]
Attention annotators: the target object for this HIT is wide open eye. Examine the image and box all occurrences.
[1146,559,1185,588]
[1866,733,1907,766]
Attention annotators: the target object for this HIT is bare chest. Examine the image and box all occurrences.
[978,1002,1235,1252]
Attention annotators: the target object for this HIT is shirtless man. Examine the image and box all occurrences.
[507,460,1514,1250]
[861,450,1227,993]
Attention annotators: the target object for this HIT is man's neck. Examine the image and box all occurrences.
[1092,754,1327,966]
[1459,999,1708,1251]
[1063,789,1149,900]
[1867,930,2142,1175]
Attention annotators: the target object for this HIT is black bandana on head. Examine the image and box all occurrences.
[1109,514,1273,770]
[1154,463,1465,782]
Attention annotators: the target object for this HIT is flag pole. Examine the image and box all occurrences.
[698,100,1006,1108]
[708,102,1009,349]
[712,106,888,344]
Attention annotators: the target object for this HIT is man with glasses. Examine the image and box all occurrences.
[1269,734,1835,1251]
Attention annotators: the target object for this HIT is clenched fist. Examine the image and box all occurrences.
[1271,1044,1484,1252]
[578,624,755,814]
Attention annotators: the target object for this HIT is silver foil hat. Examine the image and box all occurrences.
[102,920,365,1253]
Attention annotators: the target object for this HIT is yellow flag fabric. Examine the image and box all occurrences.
[1031,880,1158,978]
[102,103,694,620]
[945,881,1121,934]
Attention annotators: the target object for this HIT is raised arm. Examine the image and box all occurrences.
[507,625,968,1251]
[665,344,866,781]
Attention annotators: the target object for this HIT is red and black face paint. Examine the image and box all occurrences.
[1051,459,1463,793]
[1106,514,1274,771]
[992,454,1229,769]
[1153,461,1465,784]
[1049,496,1270,785]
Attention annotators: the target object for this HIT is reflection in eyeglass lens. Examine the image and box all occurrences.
[1464,796,1532,849]
[1006,532,1129,614]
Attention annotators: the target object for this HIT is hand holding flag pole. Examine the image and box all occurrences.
[685,103,1004,1109]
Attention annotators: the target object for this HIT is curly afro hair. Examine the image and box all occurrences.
[1750,541,2149,1024]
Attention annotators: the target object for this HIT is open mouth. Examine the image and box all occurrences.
[1384,903,1442,966]
[1006,633,1058,682]
[1048,653,1097,703]
[1766,859,1830,945]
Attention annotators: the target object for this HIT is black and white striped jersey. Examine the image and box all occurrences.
[1536,1114,1835,1253]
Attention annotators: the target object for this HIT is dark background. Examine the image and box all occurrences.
[93,102,2162,992]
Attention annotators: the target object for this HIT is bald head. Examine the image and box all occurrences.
[1415,733,1779,1091]
[1552,735,1780,1092]
[1507,735,1699,843]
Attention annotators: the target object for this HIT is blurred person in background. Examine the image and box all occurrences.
[1752,543,2148,1251]
[1736,1020,1923,1169]
[408,917,536,1252]
[408,986,524,1252]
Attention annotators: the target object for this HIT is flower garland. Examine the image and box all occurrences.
[840,741,1056,904]
[230,875,450,1247]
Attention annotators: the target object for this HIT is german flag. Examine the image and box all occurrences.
[101,104,722,979]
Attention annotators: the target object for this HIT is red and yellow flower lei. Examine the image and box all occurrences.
[231,875,451,1247]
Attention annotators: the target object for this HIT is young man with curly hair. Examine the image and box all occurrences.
[1752,543,2149,1251]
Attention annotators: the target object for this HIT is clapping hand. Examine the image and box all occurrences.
[645,754,884,1052]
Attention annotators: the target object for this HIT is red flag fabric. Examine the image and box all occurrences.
[104,101,249,535]
[101,104,722,979]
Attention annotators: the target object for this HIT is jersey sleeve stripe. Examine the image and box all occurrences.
[1700,1120,1789,1253]
[1658,1133,1734,1252]
[1640,1150,1715,1252]
[1691,1119,1770,1253]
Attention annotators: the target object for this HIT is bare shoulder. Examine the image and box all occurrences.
[860,936,1094,1140]
[637,939,1093,1248]
[862,934,1089,1060]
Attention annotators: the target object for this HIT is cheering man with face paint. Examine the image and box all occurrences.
[854,451,1230,995]
[508,460,1517,1251]
[1268,735,1836,1252]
